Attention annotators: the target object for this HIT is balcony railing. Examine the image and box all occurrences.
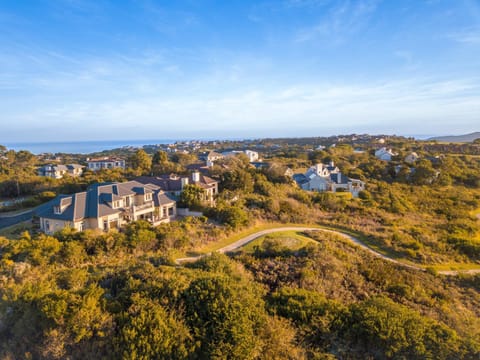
[132,202,154,212]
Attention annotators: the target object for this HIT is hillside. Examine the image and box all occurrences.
[428,132,480,143]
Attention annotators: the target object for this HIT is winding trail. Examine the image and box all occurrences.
[175,226,480,276]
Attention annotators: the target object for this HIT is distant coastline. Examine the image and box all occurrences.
[2,140,177,154]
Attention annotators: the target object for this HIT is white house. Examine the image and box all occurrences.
[294,162,365,197]
[404,152,419,164]
[375,147,397,161]
[86,157,126,171]
[244,150,259,162]
[37,164,84,179]
[36,180,177,234]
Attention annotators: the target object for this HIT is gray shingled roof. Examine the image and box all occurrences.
[329,173,350,185]
[135,174,218,192]
[37,180,177,224]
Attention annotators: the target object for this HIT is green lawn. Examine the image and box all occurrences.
[184,222,323,257]
[239,231,316,253]
[428,263,480,272]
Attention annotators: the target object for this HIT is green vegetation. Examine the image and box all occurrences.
[0,228,478,359]
[240,231,315,253]
[1,136,480,358]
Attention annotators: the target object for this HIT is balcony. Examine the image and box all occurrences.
[133,202,154,212]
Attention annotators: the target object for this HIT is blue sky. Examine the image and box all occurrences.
[1,0,479,142]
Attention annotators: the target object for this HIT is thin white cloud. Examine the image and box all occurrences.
[294,0,380,43]
[449,28,480,44]
[4,76,479,141]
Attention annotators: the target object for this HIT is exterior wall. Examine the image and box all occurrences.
[87,160,125,171]
[40,217,73,234]
[308,176,329,191]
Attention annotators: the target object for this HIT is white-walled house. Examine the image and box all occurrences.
[86,157,126,171]
[375,147,397,161]
[37,164,84,179]
[36,181,176,234]
[294,162,365,197]
[404,152,419,164]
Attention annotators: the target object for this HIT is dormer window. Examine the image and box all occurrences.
[54,206,61,214]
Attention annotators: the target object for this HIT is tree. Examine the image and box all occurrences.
[115,294,193,360]
[129,149,152,175]
[183,274,265,359]
[178,184,204,209]
[152,150,168,165]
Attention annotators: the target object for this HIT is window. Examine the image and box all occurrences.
[54,206,61,214]
[145,193,152,201]
[79,221,85,231]
[45,220,50,231]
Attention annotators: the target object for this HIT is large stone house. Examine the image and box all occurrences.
[37,164,84,179]
[136,171,219,205]
[86,157,126,171]
[37,180,176,234]
[294,162,365,197]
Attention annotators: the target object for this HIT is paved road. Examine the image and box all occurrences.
[0,202,51,230]
[0,211,33,230]
[175,226,480,276]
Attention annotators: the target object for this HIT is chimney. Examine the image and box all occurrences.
[181,177,189,189]
[329,160,334,167]
[192,171,200,182]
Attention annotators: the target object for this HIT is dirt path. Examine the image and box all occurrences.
[175,226,480,276]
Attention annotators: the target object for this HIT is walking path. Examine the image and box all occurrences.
[175,226,480,276]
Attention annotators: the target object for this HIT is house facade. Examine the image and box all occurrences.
[86,157,126,171]
[37,180,176,234]
[38,164,84,179]
[294,162,365,197]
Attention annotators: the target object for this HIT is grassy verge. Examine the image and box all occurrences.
[187,222,323,256]
[239,231,316,253]
[0,221,34,239]
[428,263,480,272]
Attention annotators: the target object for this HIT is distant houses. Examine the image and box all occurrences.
[203,149,260,167]
[37,164,84,179]
[294,162,365,197]
[86,156,126,171]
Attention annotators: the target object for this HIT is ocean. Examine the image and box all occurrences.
[2,140,177,154]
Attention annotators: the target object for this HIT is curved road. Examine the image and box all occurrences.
[176,226,480,276]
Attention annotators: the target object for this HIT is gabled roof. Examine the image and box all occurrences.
[37,180,159,222]
[36,192,87,222]
[135,174,218,192]
[329,173,350,185]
